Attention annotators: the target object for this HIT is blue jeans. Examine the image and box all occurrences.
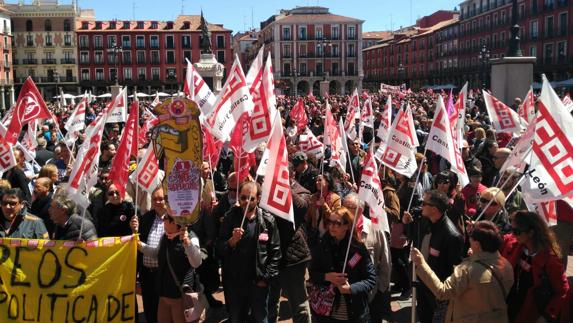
[225,281,269,323]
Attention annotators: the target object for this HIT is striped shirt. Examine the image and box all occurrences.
[142,215,164,268]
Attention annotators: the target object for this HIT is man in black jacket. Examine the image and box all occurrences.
[405,190,464,323]
[292,151,318,194]
[218,181,281,323]
[49,191,97,241]
[30,177,55,235]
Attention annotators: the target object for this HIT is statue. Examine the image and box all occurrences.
[199,10,212,54]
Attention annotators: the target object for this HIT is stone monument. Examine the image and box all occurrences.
[193,11,224,94]
[490,0,536,104]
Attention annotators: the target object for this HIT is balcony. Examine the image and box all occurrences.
[123,44,132,50]
[79,59,90,65]
[165,44,175,49]
[94,44,104,50]
[136,44,145,49]
[61,58,76,64]
[137,59,146,64]
[25,42,34,47]
[150,59,160,65]
[22,59,38,65]
[42,59,57,64]
[79,43,89,50]
[63,42,73,48]
[150,44,160,49]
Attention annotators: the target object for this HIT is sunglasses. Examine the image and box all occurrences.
[1,201,19,207]
[325,219,347,227]
[107,191,120,197]
[239,195,256,202]
[479,197,498,205]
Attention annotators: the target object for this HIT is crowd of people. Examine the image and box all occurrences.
[0,88,572,323]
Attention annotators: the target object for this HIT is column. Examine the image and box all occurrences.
[9,86,14,106]
[1,87,5,111]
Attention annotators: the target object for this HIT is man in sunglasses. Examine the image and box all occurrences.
[217,181,281,323]
[0,188,49,239]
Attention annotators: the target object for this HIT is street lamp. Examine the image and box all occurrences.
[318,38,332,80]
[507,0,523,57]
[53,70,60,101]
[292,67,299,97]
[107,43,123,86]
[478,44,491,89]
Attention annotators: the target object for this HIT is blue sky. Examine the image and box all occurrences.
[74,0,461,33]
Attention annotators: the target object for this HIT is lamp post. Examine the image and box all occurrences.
[292,67,299,97]
[107,43,123,86]
[318,38,332,80]
[478,44,491,89]
[53,70,60,101]
[507,0,523,57]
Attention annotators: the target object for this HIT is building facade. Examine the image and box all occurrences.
[7,0,79,99]
[0,5,14,110]
[233,29,258,73]
[257,6,364,96]
[364,1,573,90]
[75,13,232,95]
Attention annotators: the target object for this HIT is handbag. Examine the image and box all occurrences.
[307,282,336,316]
[166,248,206,323]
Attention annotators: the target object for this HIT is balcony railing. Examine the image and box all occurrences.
[22,59,38,64]
[42,59,57,64]
[150,44,160,49]
[61,58,76,64]
[79,43,89,49]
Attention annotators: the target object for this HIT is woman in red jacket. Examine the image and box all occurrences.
[501,211,569,323]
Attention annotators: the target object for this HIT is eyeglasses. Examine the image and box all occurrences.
[1,201,19,207]
[107,191,120,197]
[422,201,436,207]
[239,195,256,202]
[479,197,498,205]
[325,219,347,227]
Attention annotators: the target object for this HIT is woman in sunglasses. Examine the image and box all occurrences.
[309,207,376,322]
[306,173,341,247]
[96,183,135,237]
[476,187,510,234]
[501,211,569,323]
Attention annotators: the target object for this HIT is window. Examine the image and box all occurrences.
[107,52,117,64]
[183,50,192,63]
[95,68,104,81]
[123,21,130,29]
[300,62,307,74]
[136,35,145,49]
[94,35,103,48]
[530,20,539,39]
[150,35,159,48]
[283,27,291,40]
[26,34,33,46]
[348,26,356,39]
[81,21,89,30]
[559,12,568,36]
[348,62,355,75]
[558,41,567,61]
[64,34,72,46]
[151,68,160,80]
[123,51,132,64]
[165,35,174,49]
[44,19,52,32]
[79,35,88,48]
[150,21,158,29]
[107,35,117,48]
[316,44,323,56]
[546,16,554,37]
[332,62,338,75]
[137,21,144,29]
[283,44,291,57]
[217,35,224,48]
[332,26,339,39]
[138,67,146,80]
[122,35,131,49]
[283,63,291,75]
[166,51,175,64]
[166,68,176,81]
[26,20,33,32]
[182,21,190,29]
[109,68,117,81]
[151,51,160,64]
[348,44,355,57]
[81,69,90,81]
[45,34,53,46]
[530,46,537,57]
[217,50,225,63]
[95,21,102,30]
[316,62,323,76]
[80,51,89,64]
[544,43,554,64]
[123,67,132,80]
[182,35,191,48]
[94,51,103,64]
[137,51,145,64]
[63,19,71,32]
[316,26,323,39]
[109,21,116,29]
[299,26,307,40]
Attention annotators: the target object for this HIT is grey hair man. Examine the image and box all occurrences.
[49,190,97,241]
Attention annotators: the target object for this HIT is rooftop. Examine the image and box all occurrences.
[75,14,231,33]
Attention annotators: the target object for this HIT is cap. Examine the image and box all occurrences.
[292,151,307,165]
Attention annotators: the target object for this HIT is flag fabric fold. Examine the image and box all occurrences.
[109,101,139,199]
[379,105,418,177]
[482,90,525,135]
[358,149,390,233]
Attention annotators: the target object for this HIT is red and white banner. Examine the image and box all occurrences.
[452,82,468,149]
[289,98,308,132]
[375,95,392,160]
[66,108,109,208]
[500,120,535,174]
[18,119,38,162]
[299,129,324,159]
[360,95,374,129]
[307,89,316,102]
[518,87,536,124]
[229,114,254,183]
[324,101,346,171]
[184,58,216,116]
[344,88,360,140]
[105,87,128,124]
[482,90,525,135]
[3,77,52,145]
[150,92,160,108]
[521,75,573,202]
[380,105,418,177]
[358,149,390,233]
[65,95,87,134]
[259,113,294,224]
[207,55,255,141]
[244,51,277,152]
[0,142,16,172]
[426,96,468,186]
[379,83,401,94]
[130,144,162,194]
[139,106,158,146]
[109,101,139,199]
[562,94,573,112]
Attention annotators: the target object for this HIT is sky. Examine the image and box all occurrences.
[72,0,462,33]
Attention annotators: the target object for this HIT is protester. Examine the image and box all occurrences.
[306,173,342,246]
[0,188,49,239]
[412,221,514,322]
[477,187,511,234]
[96,183,135,237]
[309,206,377,322]
[3,150,32,203]
[30,177,55,235]
[49,190,97,240]
[292,151,319,194]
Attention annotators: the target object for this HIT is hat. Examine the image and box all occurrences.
[292,151,307,165]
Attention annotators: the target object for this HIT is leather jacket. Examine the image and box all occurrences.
[424,215,464,281]
[217,206,282,284]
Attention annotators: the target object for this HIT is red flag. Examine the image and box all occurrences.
[203,126,223,168]
[229,114,253,183]
[130,144,162,194]
[518,87,536,124]
[109,101,139,199]
[289,98,308,131]
[307,89,316,102]
[4,77,51,145]
[139,106,158,146]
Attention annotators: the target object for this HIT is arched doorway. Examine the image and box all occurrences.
[329,80,341,95]
[312,80,321,96]
[344,80,355,94]
[296,80,309,97]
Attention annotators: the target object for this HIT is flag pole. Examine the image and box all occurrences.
[77,207,88,241]
[474,171,525,222]
[134,98,140,219]
[406,146,427,212]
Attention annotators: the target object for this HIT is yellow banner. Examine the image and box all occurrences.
[0,235,137,323]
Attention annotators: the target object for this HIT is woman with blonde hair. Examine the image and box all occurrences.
[477,187,510,233]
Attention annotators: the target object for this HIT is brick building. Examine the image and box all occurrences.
[257,6,364,96]
[232,29,258,73]
[75,12,232,94]
[0,5,13,110]
[7,0,79,99]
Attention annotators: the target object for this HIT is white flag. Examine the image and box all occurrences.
[344,88,360,140]
[375,95,392,160]
[358,149,390,233]
[379,105,418,177]
[482,90,526,135]
[299,129,324,159]
[130,145,162,194]
[184,58,216,116]
[518,87,536,124]
[500,120,535,174]
[521,75,573,202]
[325,101,346,171]
[65,95,87,135]
[360,96,375,129]
[0,142,16,172]
[105,87,128,124]
[150,92,160,108]
[244,51,277,152]
[207,55,255,141]
[259,113,294,224]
